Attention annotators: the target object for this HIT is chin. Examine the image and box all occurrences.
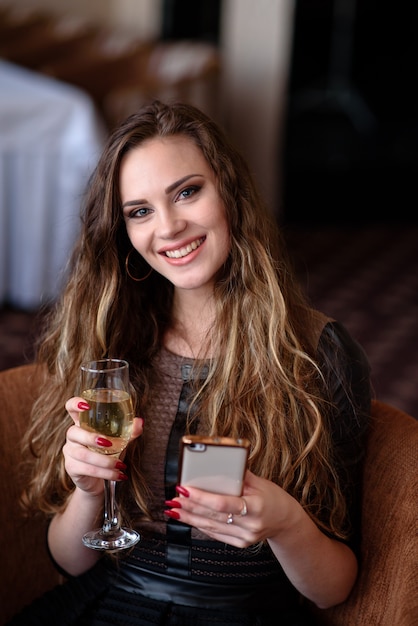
[173,277,213,291]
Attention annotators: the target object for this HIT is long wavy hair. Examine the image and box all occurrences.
[21,100,348,538]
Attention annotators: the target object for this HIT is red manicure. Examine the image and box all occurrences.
[115,461,127,470]
[164,510,180,520]
[78,401,90,410]
[96,437,112,447]
[176,485,190,497]
[165,499,182,508]
[118,472,128,481]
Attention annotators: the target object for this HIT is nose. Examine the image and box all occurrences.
[156,209,187,239]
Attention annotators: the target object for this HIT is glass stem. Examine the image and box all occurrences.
[103,479,120,534]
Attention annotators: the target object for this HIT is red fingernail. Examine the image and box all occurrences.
[96,437,112,447]
[164,499,182,508]
[115,461,127,470]
[118,472,128,481]
[176,485,190,497]
[78,401,90,410]
[164,510,180,520]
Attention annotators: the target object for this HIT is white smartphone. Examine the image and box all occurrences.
[178,435,250,496]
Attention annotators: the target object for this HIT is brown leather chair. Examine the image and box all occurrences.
[0,364,417,625]
[0,364,62,625]
[314,398,418,625]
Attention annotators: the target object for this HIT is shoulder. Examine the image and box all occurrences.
[317,320,371,440]
[318,320,371,379]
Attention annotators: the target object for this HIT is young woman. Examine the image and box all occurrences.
[12,100,370,626]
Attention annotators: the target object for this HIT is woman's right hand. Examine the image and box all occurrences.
[63,396,144,497]
[48,397,144,576]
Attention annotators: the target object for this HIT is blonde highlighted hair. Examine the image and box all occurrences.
[22,100,347,539]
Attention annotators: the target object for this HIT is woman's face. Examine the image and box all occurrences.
[120,135,231,294]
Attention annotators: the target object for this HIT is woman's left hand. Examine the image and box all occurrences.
[165,469,359,608]
[164,469,294,547]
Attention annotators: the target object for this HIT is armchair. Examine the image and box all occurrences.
[0,364,417,625]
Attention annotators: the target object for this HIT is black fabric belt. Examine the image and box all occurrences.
[107,562,299,611]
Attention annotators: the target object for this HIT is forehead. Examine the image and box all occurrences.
[123,135,207,169]
[119,135,212,195]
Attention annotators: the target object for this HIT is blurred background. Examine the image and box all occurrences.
[0,0,417,418]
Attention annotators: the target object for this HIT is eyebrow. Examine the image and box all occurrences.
[165,174,200,194]
[121,174,201,209]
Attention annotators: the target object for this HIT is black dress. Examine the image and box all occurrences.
[8,321,371,626]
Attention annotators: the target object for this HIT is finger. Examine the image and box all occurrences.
[175,486,246,518]
[65,396,89,425]
[71,462,129,483]
[167,507,253,548]
[65,423,113,452]
[174,505,261,550]
[63,440,129,483]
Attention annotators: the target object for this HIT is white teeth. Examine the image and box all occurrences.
[165,238,203,259]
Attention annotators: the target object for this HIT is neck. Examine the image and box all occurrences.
[164,288,216,358]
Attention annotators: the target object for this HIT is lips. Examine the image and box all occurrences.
[164,237,205,259]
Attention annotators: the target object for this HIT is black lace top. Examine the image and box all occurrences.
[106,320,371,612]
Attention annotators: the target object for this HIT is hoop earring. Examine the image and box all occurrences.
[125,250,153,282]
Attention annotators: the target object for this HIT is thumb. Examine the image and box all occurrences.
[130,416,144,440]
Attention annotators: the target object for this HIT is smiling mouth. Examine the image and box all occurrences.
[164,237,205,259]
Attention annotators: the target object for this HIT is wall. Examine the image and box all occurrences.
[6,0,111,24]
[220,0,295,215]
[3,0,294,216]
[107,0,161,38]
[7,0,162,39]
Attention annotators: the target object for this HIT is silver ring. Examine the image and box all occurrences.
[226,513,234,524]
[240,498,248,517]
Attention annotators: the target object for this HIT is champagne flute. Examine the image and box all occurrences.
[79,358,140,551]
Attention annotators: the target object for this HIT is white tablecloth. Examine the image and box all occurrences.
[0,60,106,309]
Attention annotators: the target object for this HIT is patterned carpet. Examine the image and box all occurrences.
[0,224,417,419]
[284,224,418,419]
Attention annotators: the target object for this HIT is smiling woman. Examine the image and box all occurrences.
[120,134,230,303]
[9,100,371,626]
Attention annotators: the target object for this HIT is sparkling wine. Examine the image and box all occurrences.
[80,388,134,455]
